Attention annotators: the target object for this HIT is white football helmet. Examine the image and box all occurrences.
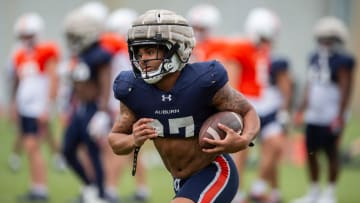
[128,9,195,84]
[244,7,280,43]
[187,4,221,30]
[79,1,109,23]
[313,16,348,44]
[105,8,138,36]
[14,12,44,40]
[63,9,104,55]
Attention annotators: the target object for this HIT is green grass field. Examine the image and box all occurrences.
[0,116,359,203]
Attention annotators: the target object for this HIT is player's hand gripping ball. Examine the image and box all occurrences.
[199,111,243,149]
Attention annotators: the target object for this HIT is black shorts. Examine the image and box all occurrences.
[19,116,39,135]
[305,124,339,154]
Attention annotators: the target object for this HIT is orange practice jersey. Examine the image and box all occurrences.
[12,42,59,75]
[223,38,270,98]
[191,37,230,62]
[99,32,128,55]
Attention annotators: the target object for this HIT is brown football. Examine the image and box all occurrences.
[199,111,243,149]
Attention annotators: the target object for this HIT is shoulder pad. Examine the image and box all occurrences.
[113,71,136,100]
[81,43,113,68]
[190,60,228,93]
[271,57,290,72]
[100,32,127,54]
[334,52,356,70]
[39,41,60,60]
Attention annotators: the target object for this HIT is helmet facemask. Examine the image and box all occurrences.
[129,38,182,84]
[18,34,37,49]
[127,9,195,84]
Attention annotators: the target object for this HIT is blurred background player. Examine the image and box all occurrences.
[103,7,150,203]
[7,13,66,174]
[62,7,112,203]
[226,8,293,203]
[56,2,110,187]
[292,16,356,203]
[187,7,258,202]
[80,1,109,24]
[8,12,61,201]
[58,3,149,202]
[244,8,293,203]
[186,3,223,62]
[187,4,240,88]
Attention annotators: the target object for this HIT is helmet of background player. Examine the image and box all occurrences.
[105,8,138,36]
[244,7,280,44]
[186,4,220,42]
[14,12,44,48]
[313,16,348,50]
[63,9,104,55]
[79,1,109,24]
[127,9,195,84]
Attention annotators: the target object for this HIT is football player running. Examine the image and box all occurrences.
[108,9,260,203]
[292,16,356,203]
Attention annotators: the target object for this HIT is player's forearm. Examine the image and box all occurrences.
[98,65,111,111]
[10,76,19,102]
[98,91,110,111]
[98,83,110,111]
[108,132,136,155]
[241,107,260,143]
[47,60,59,107]
[108,102,138,155]
[212,84,260,142]
[48,60,59,102]
[297,84,308,112]
[338,71,353,117]
[277,72,293,110]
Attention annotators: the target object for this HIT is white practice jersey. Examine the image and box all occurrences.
[305,50,355,125]
[248,57,289,117]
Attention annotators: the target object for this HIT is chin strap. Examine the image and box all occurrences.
[132,146,141,176]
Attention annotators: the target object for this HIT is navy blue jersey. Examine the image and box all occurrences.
[308,50,355,83]
[79,42,113,80]
[113,60,228,138]
[269,57,290,85]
